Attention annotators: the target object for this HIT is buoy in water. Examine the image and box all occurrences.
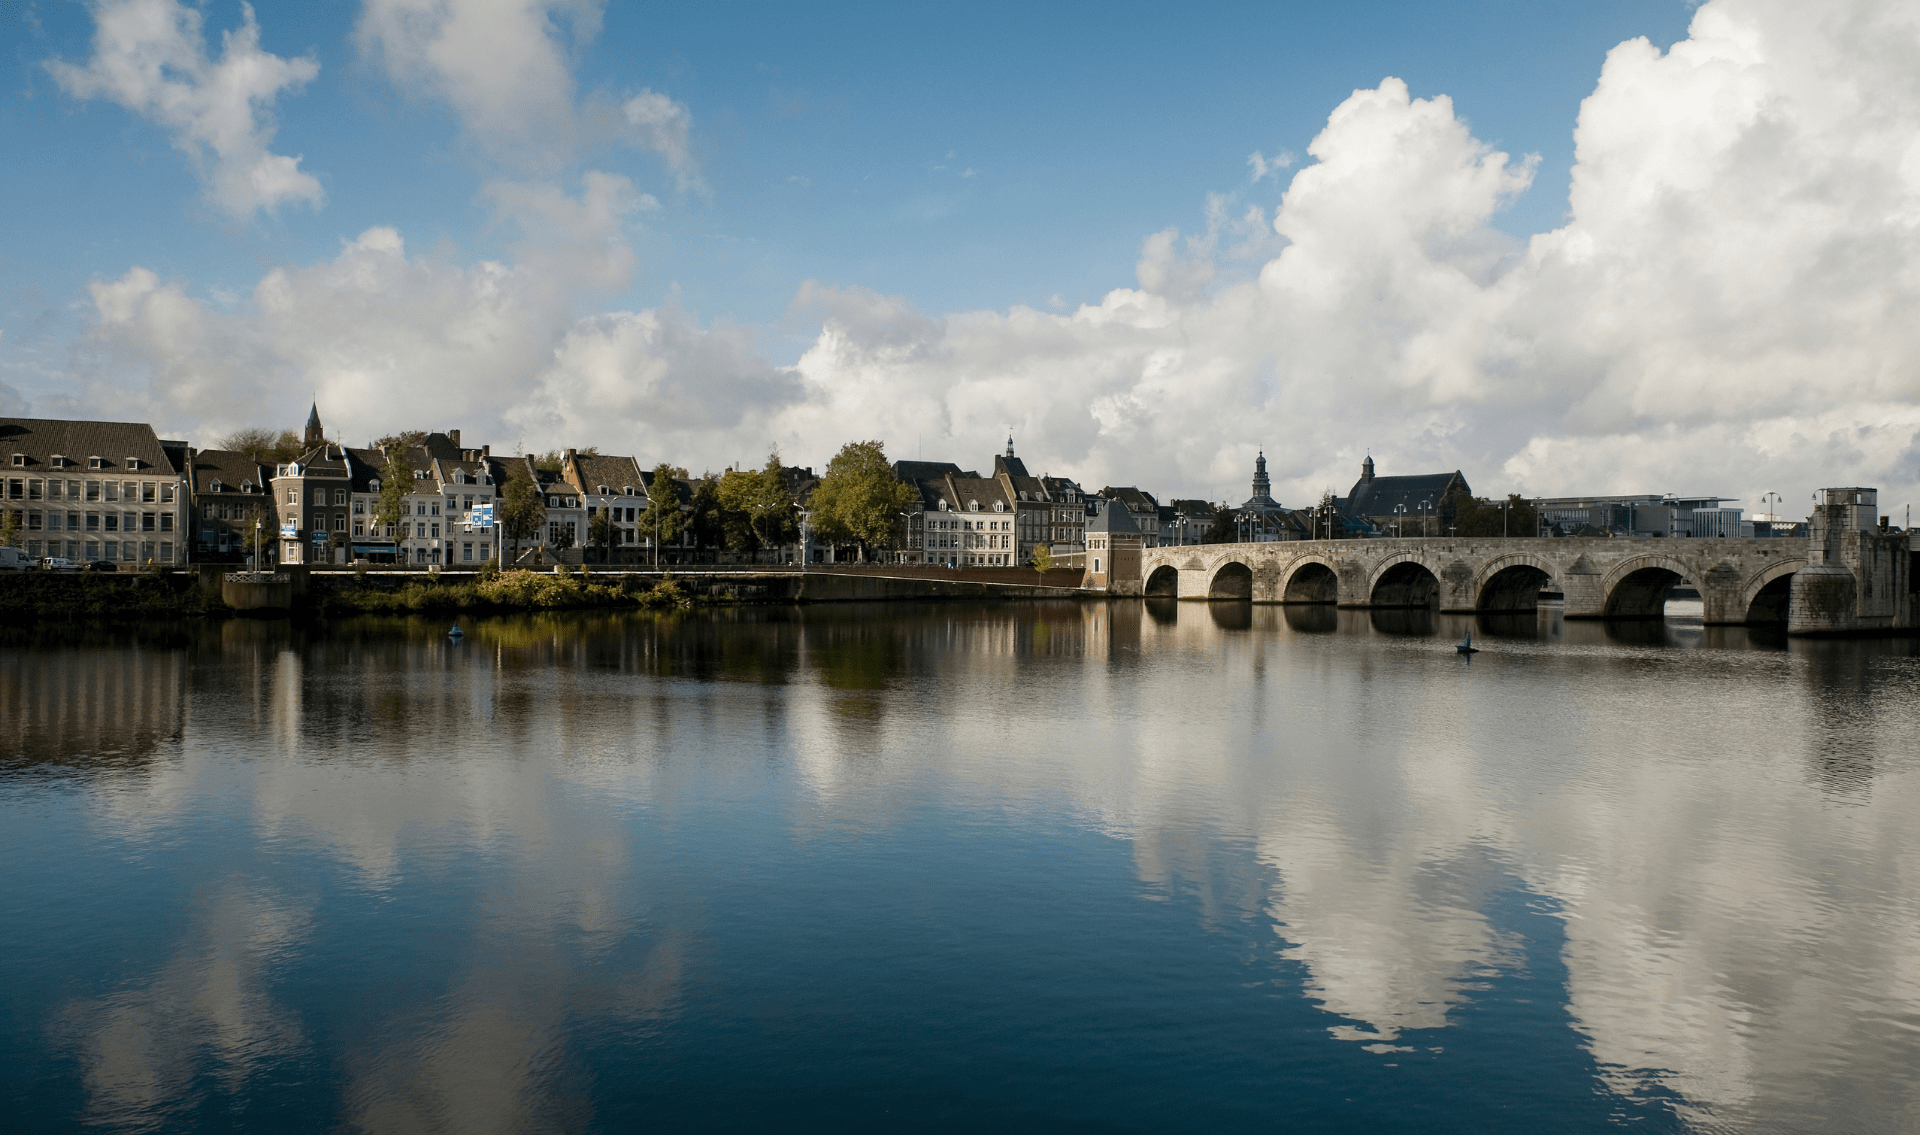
[448,625,464,639]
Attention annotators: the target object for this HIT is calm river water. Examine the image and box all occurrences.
[3,601,1918,1133]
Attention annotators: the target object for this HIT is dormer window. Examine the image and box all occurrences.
[241,480,253,492]
[479,473,492,485]
[369,478,381,492]
[88,456,103,470]
[994,501,1006,512]
[10,454,22,467]
[598,485,610,495]
[414,470,426,480]
[938,500,948,511]
[968,500,980,512]
[624,486,635,496]
[210,479,224,492]
[125,456,141,470]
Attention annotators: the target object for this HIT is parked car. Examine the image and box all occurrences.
[0,547,31,571]
[39,556,78,572]
[82,560,119,573]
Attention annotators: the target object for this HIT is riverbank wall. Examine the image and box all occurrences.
[0,564,1093,622]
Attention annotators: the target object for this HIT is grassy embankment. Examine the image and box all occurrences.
[0,570,225,624]
[320,566,692,615]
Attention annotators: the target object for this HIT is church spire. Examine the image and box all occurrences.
[1006,433,1015,458]
[1361,453,1375,483]
[304,401,324,448]
[1251,448,1271,501]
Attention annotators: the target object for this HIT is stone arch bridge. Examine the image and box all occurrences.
[1137,535,1913,635]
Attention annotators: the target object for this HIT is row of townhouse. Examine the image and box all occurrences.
[892,442,1093,568]
[6,409,1211,570]
[1,418,190,567]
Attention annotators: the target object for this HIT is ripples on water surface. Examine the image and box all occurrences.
[3,601,1918,1133]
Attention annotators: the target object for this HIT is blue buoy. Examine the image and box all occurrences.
[448,624,464,639]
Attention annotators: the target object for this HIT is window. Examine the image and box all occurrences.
[430,523,439,537]
[88,456,102,470]
[142,513,156,532]
[143,482,156,503]
[286,489,297,505]
[334,489,347,506]
[369,479,381,492]
[352,501,364,514]
[104,513,117,532]
[9,454,20,467]
[125,457,140,470]
[354,523,364,537]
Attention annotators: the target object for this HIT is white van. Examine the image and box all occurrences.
[40,555,78,572]
[0,547,31,571]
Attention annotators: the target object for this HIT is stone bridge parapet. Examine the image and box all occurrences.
[1137,534,1914,637]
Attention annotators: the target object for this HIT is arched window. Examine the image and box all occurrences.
[369,479,380,492]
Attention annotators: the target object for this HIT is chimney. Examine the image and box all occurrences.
[565,447,577,468]
[448,429,461,447]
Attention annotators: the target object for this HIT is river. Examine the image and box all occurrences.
[3,601,1917,1133]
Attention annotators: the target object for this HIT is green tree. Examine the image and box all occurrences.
[807,440,916,562]
[549,522,575,553]
[719,453,795,562]
[371,430,430,453]
[0,508,19,549]
[1205,506,1239,544]
[373,451,409,545]
[1441,490,1539,538]
[499,474,546,566]
[1314,490,1342,540]
[223,427,306,463]
[688,477,724,558]
[588,509,617,564]
[639,464,686,567]
[1030,542,1055,576]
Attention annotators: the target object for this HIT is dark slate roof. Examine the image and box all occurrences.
[0,417,176,474]
[567,454,645,496]
[1343,471,1468,519]
[1168,498,1216,518]
[1086,497,1141,535]
[287,444,352,479]
[947,476,1011,514]
[1039,475,1084,501]
[187,449,272,495]
[343,447,387,493]
[895,459,968,483]
[994,453,1031,480]
[1099,486,1159,513]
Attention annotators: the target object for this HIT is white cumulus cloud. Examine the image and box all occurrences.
[46,0,323,219]
[354,0,700,181]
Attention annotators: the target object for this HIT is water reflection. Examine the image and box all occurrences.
[3,603,1918,1132]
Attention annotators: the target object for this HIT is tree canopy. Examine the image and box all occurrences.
[222,427,304,463]
[499,474,546,562]
[372,451,409,540]
[638,464,685,563]
[808,441,915,560]
[718,452,796,558]
[1441,490,1540,537]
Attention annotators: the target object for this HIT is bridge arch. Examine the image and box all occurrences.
[1601,554,1694,619]
[1144,564,1180,597]
[1475,553,1557,612]
[1208,560,1254,599]
[1741,558,1806,624]
[1279,556,1339,603]
[1368,554,1442,608]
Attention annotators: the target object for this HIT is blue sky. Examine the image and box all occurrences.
[7,2,1688,337]
[4,0,1918,511]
